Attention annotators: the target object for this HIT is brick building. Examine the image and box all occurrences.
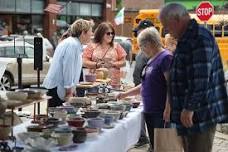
[0,0,165,38]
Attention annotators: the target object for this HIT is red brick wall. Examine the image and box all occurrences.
[124,0,164,10]
[44,0,57,39]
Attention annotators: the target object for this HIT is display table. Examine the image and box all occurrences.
[13,107,143,152]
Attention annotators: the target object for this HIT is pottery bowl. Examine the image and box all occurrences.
[6,91,28,101]
[87,118,104,129]
[103,111,121,121]
[72,127,87,143]
[83,110,101,118]
[67,117,85,128]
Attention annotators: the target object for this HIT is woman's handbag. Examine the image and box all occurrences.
[154,124,184,152]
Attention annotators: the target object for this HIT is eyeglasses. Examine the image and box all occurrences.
[106,32,114,36]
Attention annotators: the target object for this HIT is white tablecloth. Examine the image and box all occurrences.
[13,107,143,152]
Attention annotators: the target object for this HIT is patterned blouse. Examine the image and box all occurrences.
[83,42,126,86]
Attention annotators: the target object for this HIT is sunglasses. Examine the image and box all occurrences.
[106,32,114,36]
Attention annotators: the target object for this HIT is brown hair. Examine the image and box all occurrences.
[71,19,93,38]
[93,22,115,46]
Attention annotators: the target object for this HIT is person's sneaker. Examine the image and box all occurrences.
[134,137,149,148]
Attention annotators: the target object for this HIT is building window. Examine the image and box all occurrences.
[0,0,44,14]
[31,0,44,14]
[16,0,31,13]
[32,15,43,33]
[80,3,91,16]
[92,4,102,17]
[0,0,15,12]
[68,2,79,16]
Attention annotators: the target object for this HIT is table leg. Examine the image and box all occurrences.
[33,103,36,121]
[11,108,14,137]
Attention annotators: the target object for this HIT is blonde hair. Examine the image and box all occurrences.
[71,19,93,38]
[137,27,162,48]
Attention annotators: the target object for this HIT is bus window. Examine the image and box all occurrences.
[224,25,228,36]
[206,24,213,33]
[215,24,222,37]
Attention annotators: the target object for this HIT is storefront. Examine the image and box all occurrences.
[57,0,103,34]
[0,0,44,35]
[0,0,104,38]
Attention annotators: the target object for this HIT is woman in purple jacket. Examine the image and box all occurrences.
[117,27,173,152]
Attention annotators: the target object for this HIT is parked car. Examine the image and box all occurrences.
[0,41,50,90]
[15,35,54,57]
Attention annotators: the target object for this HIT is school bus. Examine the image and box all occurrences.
[132,9,228,70]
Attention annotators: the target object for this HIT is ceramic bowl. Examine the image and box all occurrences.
[27,125,46,132]
[109,104,125,111]
[72,127,87,143]
[85,127,99,138]
[52,133,73,146]
[53,127,73,146]
[68,97,91,108]
[83,110,101,118]
[45,118,60,126]
[6,91,28,101]
[85,74,96,82]
[16,89,42,100]
[87,118,104,129]
[67,117,85,128]
[103,111,121,121]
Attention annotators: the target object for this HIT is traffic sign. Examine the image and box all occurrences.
[196,1,214,22]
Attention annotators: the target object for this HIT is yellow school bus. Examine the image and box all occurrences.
[132,9,228,70]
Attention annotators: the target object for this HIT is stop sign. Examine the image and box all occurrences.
[196,1,214,22]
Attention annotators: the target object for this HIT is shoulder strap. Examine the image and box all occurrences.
[100,46,112,60]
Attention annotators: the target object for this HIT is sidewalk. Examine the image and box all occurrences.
[128,132,228,152]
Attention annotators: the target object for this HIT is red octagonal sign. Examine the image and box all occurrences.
[196,1,214,22]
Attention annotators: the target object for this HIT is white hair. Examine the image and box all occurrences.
[159,3,189,23]
[137,27,162,48]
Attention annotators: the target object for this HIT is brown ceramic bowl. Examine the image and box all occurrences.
[67,117,85,128]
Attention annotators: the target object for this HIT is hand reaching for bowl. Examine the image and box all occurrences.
[116,92,128,100]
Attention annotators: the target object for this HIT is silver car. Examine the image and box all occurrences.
[0,41,50,90]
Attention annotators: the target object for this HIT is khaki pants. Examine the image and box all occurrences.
[182,125,216,152]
